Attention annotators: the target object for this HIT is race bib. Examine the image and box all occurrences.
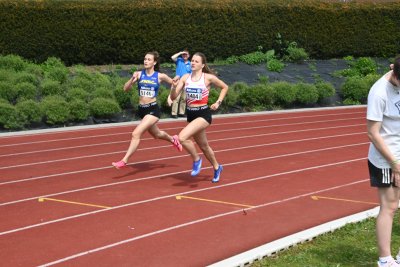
[186,88,202,100]
[140,88,155,98]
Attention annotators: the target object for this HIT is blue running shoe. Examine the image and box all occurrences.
[191,157,202,176]
[212,165,223,183]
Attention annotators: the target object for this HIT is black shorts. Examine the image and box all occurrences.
[368,160,395,187]
[137,102,161,119]
[186,105,212,124]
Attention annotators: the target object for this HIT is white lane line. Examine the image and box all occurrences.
[0,122,365,158]
[0,142,368,207]
[0,108,364,141]
[0,126,366,170]
[1,157,366,237]
[37,177,367,266]
[0,130,368,186]
[0,113,364,148]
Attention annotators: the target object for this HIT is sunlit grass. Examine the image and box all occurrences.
[251,213,400,267]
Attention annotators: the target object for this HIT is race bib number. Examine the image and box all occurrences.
[186,88,202,100]
[140,88,155,98]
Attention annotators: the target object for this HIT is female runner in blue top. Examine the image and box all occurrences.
[112,51,182,169]
[169,52,229,182]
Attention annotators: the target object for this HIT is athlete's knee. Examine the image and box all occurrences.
[177,134,187,143]
[131,131,141,140]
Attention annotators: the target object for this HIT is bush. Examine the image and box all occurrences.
[0,81,17,103]
[15,82,37,101]
[0,101,25,129]
[40,80,63,97]
[0,69,16,82]
[343,98,362,105]
[68,99,90,121]
[239,50,270,65]
[208,88,220,106]
[68,76,94,92]
[341,76,370,103]
[267,58,285,72]
[336,57,378,77]
[92,87,115,100]
[225,82,248,110]
[364,73,381,88]
[0,54,27,71]
[226,55,240,64]
[44,67,69,84]
[130,91,140,113]
[294,83,319,105]
[41,57,69,84]
[271,81,297,107]
[66,87,90,102]
[315,81,336,103]
[25,63,44,78]
[14,72,40,86]
[284,42,309,63]
[40,95,70,125]
[89,97,121,118]
[16,99,42,124]
[238,83,274,111]
[92,72,113,89]
[352,57,378,76]
[222,85,239,110]
[157,86,171,111]
[113,87,132,109]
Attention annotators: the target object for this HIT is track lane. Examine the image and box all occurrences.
[0,106,373,266]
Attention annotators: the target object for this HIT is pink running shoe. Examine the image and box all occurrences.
[112,160,127,169]
[172,135,183,152]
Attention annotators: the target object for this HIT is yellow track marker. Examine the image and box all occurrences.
[38,197,111,209]
[311,195,378,206]
[175,195,254,208]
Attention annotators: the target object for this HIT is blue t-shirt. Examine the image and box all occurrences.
[137,70,159,98]
[175,57,191,78]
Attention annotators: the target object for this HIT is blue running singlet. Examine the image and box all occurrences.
[137,70,160,98]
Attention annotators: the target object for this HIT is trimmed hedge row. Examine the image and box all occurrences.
[1,0,400,65]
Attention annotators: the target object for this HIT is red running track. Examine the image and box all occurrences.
[0,106,377,266]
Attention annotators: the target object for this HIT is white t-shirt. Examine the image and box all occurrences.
[367,72,400,168]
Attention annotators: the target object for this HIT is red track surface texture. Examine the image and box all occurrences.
[0,106,377,266]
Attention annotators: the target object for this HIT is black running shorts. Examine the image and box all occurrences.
[186,105,212,125]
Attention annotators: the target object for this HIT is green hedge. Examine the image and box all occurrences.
[1,0,400,65]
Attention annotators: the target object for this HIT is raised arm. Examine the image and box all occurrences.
[171,51,185,62]
[123,71,140,91]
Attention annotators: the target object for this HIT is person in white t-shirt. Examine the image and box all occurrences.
[367,56,400,267]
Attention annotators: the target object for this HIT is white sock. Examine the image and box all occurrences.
[379,256,393,263]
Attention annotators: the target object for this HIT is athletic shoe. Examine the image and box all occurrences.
[172,135,183,152]
[212,165,223,183]
[378,258,400,267]
[191,157,202,176]
[112,160,127,169]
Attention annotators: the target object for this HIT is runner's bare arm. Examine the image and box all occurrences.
[208,74,229,110]
[124,71,139,91]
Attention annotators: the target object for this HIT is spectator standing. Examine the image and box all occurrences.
[367,56,400,267]
[170,49,191,118]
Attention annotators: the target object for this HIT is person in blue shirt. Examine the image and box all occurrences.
[169,49,191,118]
[112,51,182,169]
